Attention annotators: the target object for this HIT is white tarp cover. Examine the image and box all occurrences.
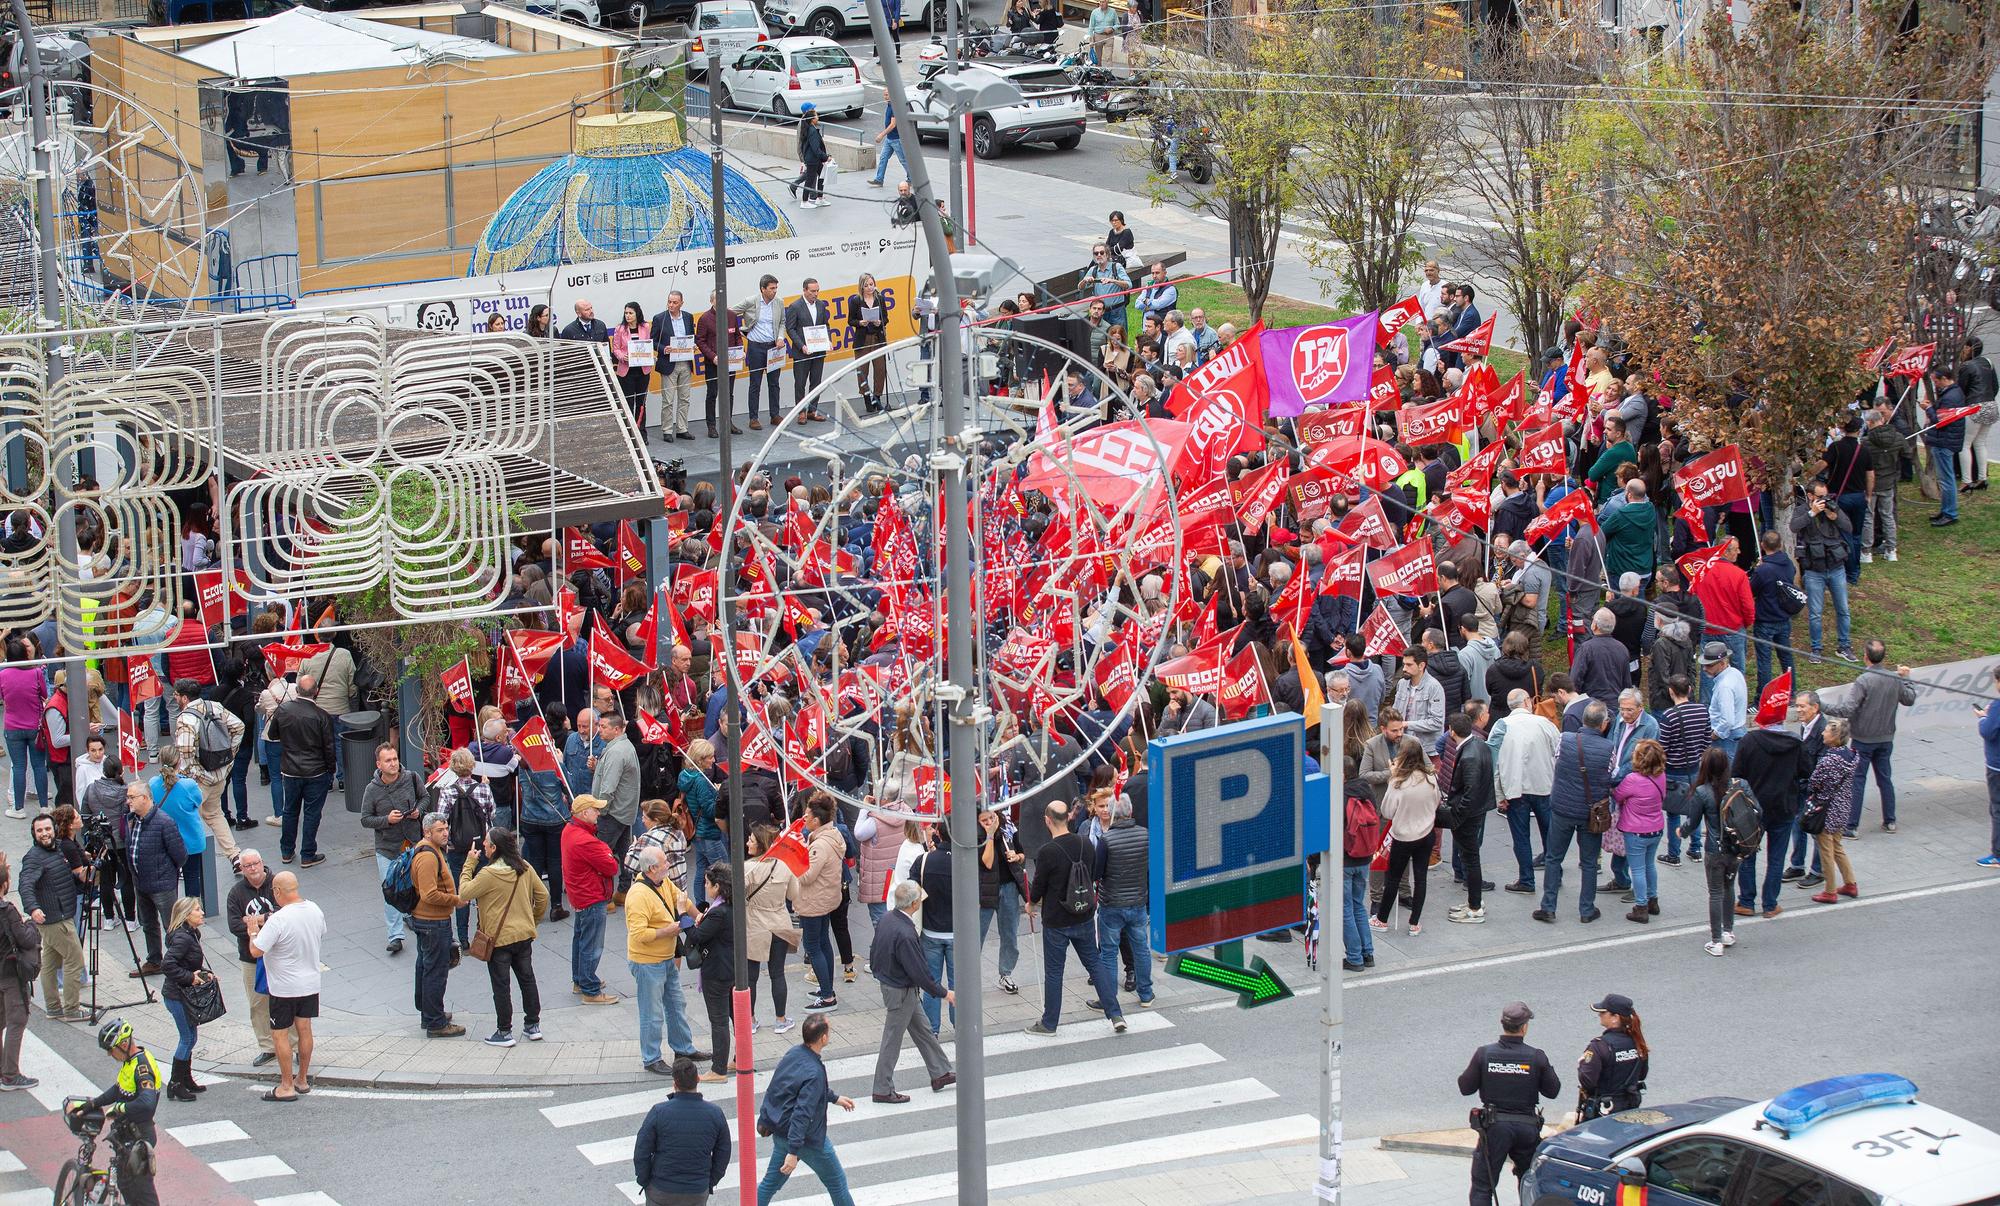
[178,7,516,79]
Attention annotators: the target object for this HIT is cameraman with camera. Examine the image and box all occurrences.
[82,757,136,931]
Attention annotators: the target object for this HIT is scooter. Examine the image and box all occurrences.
[1147,107,1212,184]
[1058,51,1150,121]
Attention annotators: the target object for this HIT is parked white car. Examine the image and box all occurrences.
[761,0,963,42]
[688,0,771,72]
[716,37,865,119]
[908,58,1084,159]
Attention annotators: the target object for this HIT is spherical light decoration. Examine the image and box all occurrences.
[470,112,792,276]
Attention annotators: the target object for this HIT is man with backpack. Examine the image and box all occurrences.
[1731,717,1807,920]
[1340,776,1381,971]
[172,677,245,866]
[1023,801,1126,1037]
[360,744,423,956]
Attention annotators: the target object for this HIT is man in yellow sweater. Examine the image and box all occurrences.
[627,846,706,1075]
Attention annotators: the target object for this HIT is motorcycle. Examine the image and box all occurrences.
[1057,52,1150,121]
[1147,106,1212,184]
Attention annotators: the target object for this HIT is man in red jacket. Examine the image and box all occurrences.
[562,795,621,1004]
[1691,535,1754,675]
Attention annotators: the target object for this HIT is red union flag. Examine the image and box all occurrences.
[1515,424,1568,477]
[1858,337,1895,374]
[1369,363,1400,411]
[1361,602,1408,658]
[1178,391,1261,481]
[1288,465,1342,522]
[1154,646,1229,694]
[1217,644,1268,721]
[1934,403,1982,429]
[1296,405,1366,446]
[1378,296,1424,344]
[1366,540,1439,597]
[1441,313,1496,357]
[126,655,162,703]
[1446,440,1506,495]
[675,566,719,620]
[193,570,228,630]
[1171,320,1267,422]
[1271,561,1315,632]
[262,641,329,678]
[118,708,142,773]
[1176,475,1237,534]
[1322,543,1365,600]
[441,658,475,714]
[1234,460,1291,531]
[1676,497,1709,544]
[497,645,536,704]
[1262,313,1378,418]
[1674,444,1753,509]
[565,527,616,571]
[1755,670,1793,727]
[1336,494,1398,550]
[1094,645,1139,713]
[634,707,677,748]
[615,521,646,587]
[1524,488,1598,544]
[1398,393,1469,446]
[1676,543,1733,583]
[588,627,647,691]
[1884,343,1936,380]
[514,715,563,776]
[507,630,568,683]
[1021,419,1196,513]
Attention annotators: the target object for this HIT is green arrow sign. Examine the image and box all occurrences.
[1166,952,1294,1008]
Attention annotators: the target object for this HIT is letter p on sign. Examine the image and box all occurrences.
[1193,750,1271,870]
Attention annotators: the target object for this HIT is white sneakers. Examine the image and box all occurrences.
[1705,942,1725,956]
[1722,931,1736,946]
[1447,906,1486,924]
[3,807,24,820]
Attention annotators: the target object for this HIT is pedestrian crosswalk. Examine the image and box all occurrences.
[539,1010,1314,1204]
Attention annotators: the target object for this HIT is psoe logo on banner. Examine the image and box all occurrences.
[1290,325,1354,406]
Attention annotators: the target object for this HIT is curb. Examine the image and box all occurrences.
[1378,1126,1556,1158]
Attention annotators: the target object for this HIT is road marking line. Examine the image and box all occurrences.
[167,1119,251,1147]
[209,1155,295,1183]
[252,1087,552,1101]
[1350,876,2000,988]
[17,1030,97,1110]
[782,1114,1321,1206]
[254,1194,345,1206]
[0,1152,21,1172]
[1185,985,1322,1013]
[573,1044,1226,1166]
[1,1190,54,1206]
[713,1078,1279,1188]
[545,1011,1175,1129]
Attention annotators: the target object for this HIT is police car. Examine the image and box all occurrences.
[1522,1073,2000,1205]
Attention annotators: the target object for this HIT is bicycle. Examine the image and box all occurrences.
[53,1097,127,1205]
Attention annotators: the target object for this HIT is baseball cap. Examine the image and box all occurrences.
[571,793,607,815]
[1699,641,1729,666]
[1591,993,1635,1015]
[1500,1001,1534,1027]
[800,102,817,113]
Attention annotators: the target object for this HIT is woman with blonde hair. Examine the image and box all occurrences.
[742,824,799,1034]
[1370,738,1440,935]
[160,895,214,1101]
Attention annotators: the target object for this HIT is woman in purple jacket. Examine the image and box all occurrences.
[0,636,48,817]
[1615,740,1668,924]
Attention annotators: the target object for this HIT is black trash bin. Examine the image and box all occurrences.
[340,710,385,813]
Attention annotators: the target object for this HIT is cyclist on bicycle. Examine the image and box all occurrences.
[63,1018,162,1206]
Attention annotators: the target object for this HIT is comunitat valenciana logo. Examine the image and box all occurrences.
[1290,325,1352,405]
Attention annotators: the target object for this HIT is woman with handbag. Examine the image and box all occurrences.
[742,825,800,1035]
[1369,739,1440,936]
[160,896,217,1102]
[461,828,550,1048]
[686,865,736,1084]
[1803,720,1861,905]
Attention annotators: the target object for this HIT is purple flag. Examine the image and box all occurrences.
[1260,312,1380,418]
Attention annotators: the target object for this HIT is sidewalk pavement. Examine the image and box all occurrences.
[1,767,1224,1088]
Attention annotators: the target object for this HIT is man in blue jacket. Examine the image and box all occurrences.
[124,781,185,976]
[1746,529,1797,692]
[1534,700,1622,926]
[1925,366,1966,526]
[634,1058,729,1205]
[755,1014,857,1205]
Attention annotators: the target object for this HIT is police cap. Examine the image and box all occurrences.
[1591,993,1635,1016]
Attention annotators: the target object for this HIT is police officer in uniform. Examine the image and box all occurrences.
[1577,992,1650,1120]
[1457,1000,1560,1206]
[65,1018,162,1206]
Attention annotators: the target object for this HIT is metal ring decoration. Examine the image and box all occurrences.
[716,324,1183,823]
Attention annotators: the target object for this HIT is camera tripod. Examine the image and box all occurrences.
[79,849,156,1023]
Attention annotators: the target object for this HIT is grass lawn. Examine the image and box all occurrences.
[1166,277,1530,382]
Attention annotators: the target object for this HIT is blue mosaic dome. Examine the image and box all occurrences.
[471,112,792,275]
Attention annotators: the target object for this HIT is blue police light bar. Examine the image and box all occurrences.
[1759,1073,1920,1137]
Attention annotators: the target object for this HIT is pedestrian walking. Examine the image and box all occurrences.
[359,742,422,955]
[1457,1001,1559,1206]
[565,794,622,1005]
[267,673,337,867]
[158,896,213,1102]
[1371,739,1440,935]
[792,105,830,208]
[1615,741,1668,923]
[147,762,206,903]
[410,810,466,1037]
[755,1014,857,1206]
[868,878,955,1104]
[742,825,797,1034]
[20,811,87,1019]
[170,678,244,865]
[1536,701,1616,925]
[1576,993,1649,1118]
[246,870,325,1102]
[1979,663,2000,871]
[461,827,549,1047]
[1024,800,1126,1037]
[1685,747,1748,957]
[224,850,277,1067]
[634,1057,730,1205]
[1441,714,1495,925]
[796,795,846,1014]
[1493,690,1558,894]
